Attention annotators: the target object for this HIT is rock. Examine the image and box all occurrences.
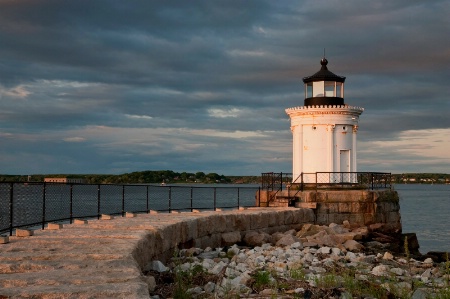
[145,260,168,272]
[209,261,226,275]
[365,241,384,249]
[342,220,351,228]
[423,257,433,264]
[421,268,432,278]
[371,264,390,276]
[146,276,156,292]
[271,232,285,244]
[296,224,322,238]
[187,286,202,294]
[369,223,384,232]
[260,288,274,296]
[383,252,394,260]
[204,281,215,293]
[185,247,202,256]
[243,231,270,247]
[198,251,219,259]
[343,239,364,252]
[276,234,300,247]
[291,241,303,249]
[227,245,240,257]
[222,231,241,246]
[317,246,331,254]
[284,229,297,235]
[331,247,341,256]
[351,226,369,239]
[411,288,429,299]
[390,267,405,276]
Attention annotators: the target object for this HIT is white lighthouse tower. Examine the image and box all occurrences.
[286,58,364,183]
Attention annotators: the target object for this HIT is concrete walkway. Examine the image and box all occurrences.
[0,207,313,299]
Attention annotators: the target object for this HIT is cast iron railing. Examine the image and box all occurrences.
[262,172,391,191]
[0,182,260,236]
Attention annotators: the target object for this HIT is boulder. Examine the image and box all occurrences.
[296,224,322,238]
[371,264,390,276]
[243,231,270,247]
[275,234,301,247]
[144,260,168,273]
[343,240,364,252]
[221,231,241,246]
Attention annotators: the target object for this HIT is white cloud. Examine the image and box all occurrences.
[207,107,243,118]
[125,114,153,120]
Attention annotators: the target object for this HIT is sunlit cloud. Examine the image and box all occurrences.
[63,137,86,142]
[2,85,31,98]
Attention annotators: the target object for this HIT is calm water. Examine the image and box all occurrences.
[395,184,450,254]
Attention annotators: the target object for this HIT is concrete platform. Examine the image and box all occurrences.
[0,207,314,298]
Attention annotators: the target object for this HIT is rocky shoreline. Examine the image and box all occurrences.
[144,222,450,298]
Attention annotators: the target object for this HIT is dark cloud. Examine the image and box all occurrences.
[0,0,449,175]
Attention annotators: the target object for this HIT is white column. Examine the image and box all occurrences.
[327,124,334,172]
[292,125,303,182]
[352,125,358,172]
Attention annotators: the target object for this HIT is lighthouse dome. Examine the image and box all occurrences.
[302,58,346,106]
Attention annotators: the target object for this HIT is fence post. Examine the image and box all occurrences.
[69,184,73,224]
[258,187,261,207]
[237,187,240,208]
[122,185,125,217]
[168,186,172,213]
[9,183,14,236]
[190,187,193,212]
[315,173,318,191]
[146,185,149,213]
[281,172,283,191]
[97,184,101,219]
[42,182,46,230]
[213,187,216,211]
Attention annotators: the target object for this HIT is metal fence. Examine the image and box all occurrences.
[0,182,260,236]
[262,172,392,191]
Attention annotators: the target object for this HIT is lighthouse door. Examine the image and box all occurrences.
[340,150,350,176]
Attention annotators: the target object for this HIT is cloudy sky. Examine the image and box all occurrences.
[1,0,449,176]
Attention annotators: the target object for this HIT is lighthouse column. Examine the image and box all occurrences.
[352,125,358,172]
[291,125,302,183]
[327,124,335,172]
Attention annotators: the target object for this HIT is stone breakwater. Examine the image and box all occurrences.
[0,208,316,298]
[147,224,450,298]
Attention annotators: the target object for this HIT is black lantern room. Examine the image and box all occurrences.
[302,58,345,106]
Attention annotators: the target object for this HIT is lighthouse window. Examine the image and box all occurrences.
[306,83,313,98]
[325,82,335,97]
[336,82,343,97]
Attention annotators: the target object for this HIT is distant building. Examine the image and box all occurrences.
[44,177,86,184]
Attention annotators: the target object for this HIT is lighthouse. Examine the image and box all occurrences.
[285,58,364,183]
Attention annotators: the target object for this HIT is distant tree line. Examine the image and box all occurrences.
[0,170,235,184]
[391,173,450,184]
[0,172,448,185]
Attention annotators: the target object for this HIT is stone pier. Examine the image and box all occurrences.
[0,207,314,298]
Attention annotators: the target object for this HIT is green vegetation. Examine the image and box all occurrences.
[1,171,449,185]
[0,170,237,184]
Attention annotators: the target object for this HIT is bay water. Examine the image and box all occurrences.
[395,184,450,254]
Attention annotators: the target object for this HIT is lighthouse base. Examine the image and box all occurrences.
[256,189,401,234]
